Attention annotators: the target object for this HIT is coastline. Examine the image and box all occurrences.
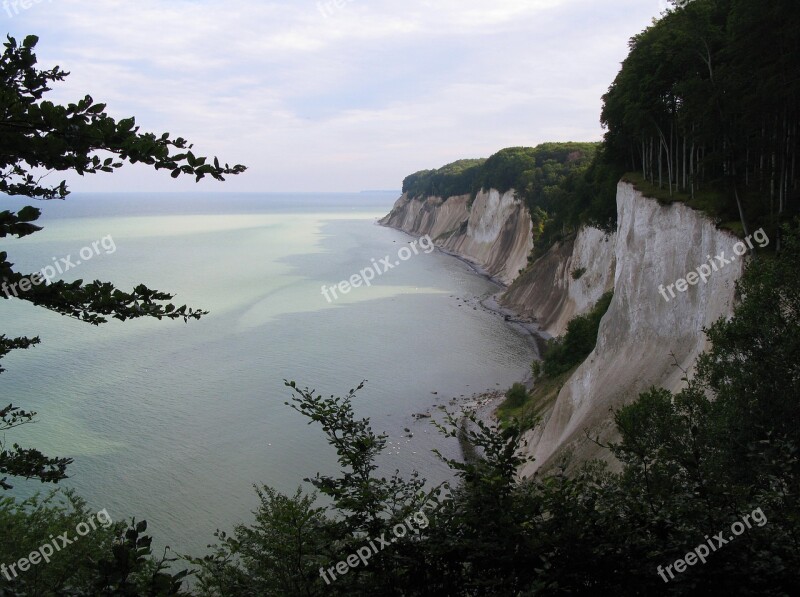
[378,220,545,357]
[378,219,547,434]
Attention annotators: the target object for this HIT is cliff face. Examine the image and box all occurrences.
[520,182,744,473]
[501,226,617,337]
[381,182,745,474]
[380,189,533,285]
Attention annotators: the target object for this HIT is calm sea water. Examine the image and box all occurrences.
[0,192,535,557]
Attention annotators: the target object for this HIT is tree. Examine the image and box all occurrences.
[191,486,333,597]
[192,382,437,596]
[600,0,800,236]
[0,34,246,490]
[0,490,190,596]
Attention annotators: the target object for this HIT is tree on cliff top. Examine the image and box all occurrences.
[0,34,246,491]
[601,0,800,240]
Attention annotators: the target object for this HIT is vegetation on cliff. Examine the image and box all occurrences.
[602,0,800,240]
[401,142,614,254]
[401,158,487,200]
[536,291,613,379]
[496,292,614,430]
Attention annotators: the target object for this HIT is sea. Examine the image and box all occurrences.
[0,192,536,557]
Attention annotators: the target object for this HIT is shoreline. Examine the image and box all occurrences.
[377,220,547,361]
[378,220,548,429]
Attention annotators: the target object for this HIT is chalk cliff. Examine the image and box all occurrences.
[380,189,533,286]
[381,181,745,473]
[519,182,744,473]
[501,226,617,337]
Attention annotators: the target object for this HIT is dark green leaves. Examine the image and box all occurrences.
[0,207,43,237]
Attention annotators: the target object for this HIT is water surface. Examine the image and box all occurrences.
[0,192,535,555]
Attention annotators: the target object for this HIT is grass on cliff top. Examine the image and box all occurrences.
[621,172,744,232]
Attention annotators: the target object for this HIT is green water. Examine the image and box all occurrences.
[0,192,536,556]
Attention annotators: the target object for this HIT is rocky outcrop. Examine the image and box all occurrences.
[519,182,744,474]
[380,189,533,285]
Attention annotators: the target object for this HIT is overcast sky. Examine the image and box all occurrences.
[3,0,665,192]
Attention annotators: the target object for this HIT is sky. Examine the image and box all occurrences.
[3,0,667,192]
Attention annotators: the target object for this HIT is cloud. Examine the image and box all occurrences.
[3,0,662,191]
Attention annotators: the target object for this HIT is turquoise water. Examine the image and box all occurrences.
[0,192,535,556]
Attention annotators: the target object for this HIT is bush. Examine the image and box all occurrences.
[571,267,587,280]
[503,383,528,410]
[542,292,613,377]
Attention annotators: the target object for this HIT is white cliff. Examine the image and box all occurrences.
[501,226,617,337]
[380,189,533,285]
[381,181,745,475]
[520,182,744,474]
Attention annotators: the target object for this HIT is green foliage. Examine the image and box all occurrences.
[541,291,613,378]
[531,150,622,258]
[401,143,619,261]
[191,382,434,596]
[424,413,536,595]
[0,35,245,200]
[93,519,190,596]
[0,403,71,491]
[402,143,598,207]
[0,490,118,594]
[495,382,536,429]
[191,486,332,597]
[497,368,574,431]
[601,0,800,235]
[481,143,597,199]
[696,219,800,456]
[530,359,542,379]
[283,381,429,538]
[0,490,189,596]
[623,171,730,219]
[402,159,486,199]
[503,383,528,410]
